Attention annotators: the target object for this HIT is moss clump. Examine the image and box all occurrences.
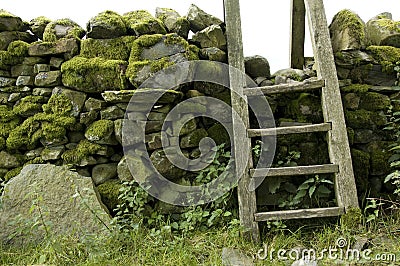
[345,109,387,129]
[129,34,164,62]
[123,10,167,36]
[341,207,362,229]
[88,10,127,36]
[13,96,47,116]
[376,19,400,33]
[62,139,102,164]
[96,179,125,212]
[80,36,136,61]
[0,136,5,150]
[366,45,400,73]
[341,84,371,93]
[42,93,73,116]
[0,41,29,70]
[359,92,391,111]
[3,166,22,181]
[85,119,114,140]
[331,9,365,44]
[43,18,86,42]
[61,56,128,92]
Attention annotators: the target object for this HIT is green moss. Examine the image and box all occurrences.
[332,9,365,44]
[345,109,387,129]
[85,119,114,139]
[341,207,362,229]
[42,94,73,116]
[376,19,400,33]
[359,92,391,111]
[62,139,102,164]
[43,18,85,42]
[7,40,29,57]
[287,93,322,123]
[129,34,164,62]
[123,10,167,36]
[341,84,371,93]
[13,96,47,116]
[366,45,400,73]
[0,41,29,70]
[0,136,5,150]
[80,36,136,61]
[351,148,370,195]
[90,10,126,34]
[150,57,174,73]
[96,179,125,212]
[3,166,22,181]
[61,56,128,92]
[0,9,17,18]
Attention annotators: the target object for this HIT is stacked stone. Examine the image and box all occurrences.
[0,5,231,214]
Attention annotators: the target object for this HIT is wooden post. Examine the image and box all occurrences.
[224,0,260,242]
[304,0,359,210]
[290,0,306,69]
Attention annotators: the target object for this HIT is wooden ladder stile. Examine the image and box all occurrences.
[224,0,360,242]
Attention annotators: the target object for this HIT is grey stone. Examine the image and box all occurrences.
[187,4,224,33]
[0,10,24,31]
[28,38,79,57]
[49,57,64,69]
[114,119,123,144]
[85,97,107,111]
[343,93,360,110]
[145,132,163,150]
[21,57,47,66]
[329,10,366,52]
[335,50,374,68]
[150,149,186,181]
[34,71,62,87]
[350,64,397,86]
[200,47,227,62]
[126,88,183,104]
[0,151,20,169]
[123,10,166,36]
[245,55,271,79]
[0,93,10,104]
[16,75,34,86]
[0,164,111,246]
[41,145,65,161]
[273,68,309,81]
[141,39,186,61]
[155,7,190,39]
[32,87,53,96]
[11,65,34,77]
[365,13,400,47]
[100,105,125,120]
[92,163,118,185]
[52,86,87,117]
[7,93,22,103]
[111,154,122,162]
[43,19,85,42]
[25,147,44,160]
[80,111,98,126]
[77,156,97,167]
[29,16,52,40]
[0,31,36,51]
[86,10,127,39]
[117,156,133,182]
[222,247,254,266]
[85,120,117,145]
[192,25,226,50]
[102,90,136,103]
[0,77,16,87]
[34,64,51,73]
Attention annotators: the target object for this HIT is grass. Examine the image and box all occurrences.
[1,209,399,265]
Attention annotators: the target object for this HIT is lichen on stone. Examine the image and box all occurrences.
[376,19,400,33]
[85,119,114,141]
[123,10,167,36]
[62,139,102,165]
[80,36,136,61]
[331,9,365,44]
[366,45,400,73]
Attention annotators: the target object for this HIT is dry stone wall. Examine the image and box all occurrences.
[1,6,400,212]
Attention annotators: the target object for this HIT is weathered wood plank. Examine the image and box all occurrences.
[251,164,339,178]
[304,0,359,210]
[247,123,331,137]
[255,207,344,221]
[224,0,259,243]
[290,0,306,69]
[244,79,324,96]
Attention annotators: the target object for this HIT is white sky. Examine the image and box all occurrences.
[1,0,399,73]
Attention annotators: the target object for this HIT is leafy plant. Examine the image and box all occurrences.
[364,198,384,224]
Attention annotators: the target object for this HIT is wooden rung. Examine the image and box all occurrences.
[247,123,331,137]
[251,164,339,178]
[254,207,344,221]
[244,79,325,96]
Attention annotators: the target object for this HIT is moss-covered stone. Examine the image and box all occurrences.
[351,148,370,195]
[367,141,393,176]
[86,10,127,39]
[13,95,47,117]
[287,93,322,123]
[29,16,52,40]
[28,38,79,58]
[366,46,400,73]
[155,8,190,39]
[85,119,114,143]
[123,10,167,36]
[96,179,125,213]
[359,92,391,111]
[61,56,128,93]
[340,207,362,229]
[0,41,29,70]
[62,139,102,165]
[43,18,86,42]
[345,109,387,129]
[329,9,365,52]
[0,105,20,139]
[366,15,400,48]
[3,166,22,181]
[80,36,136,61]
[0,9,24,32]
[340,83,371,93]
